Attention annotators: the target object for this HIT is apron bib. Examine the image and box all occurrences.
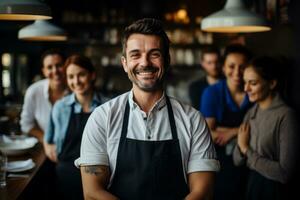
[56,105,91,200]
[246,170,283,200]
[109,96,189,200]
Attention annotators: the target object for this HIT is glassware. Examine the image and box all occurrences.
[0,151,7,188]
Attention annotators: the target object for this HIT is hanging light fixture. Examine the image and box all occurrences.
[18,20,67,41]
[201,0,271,33]
[0,0,51,21]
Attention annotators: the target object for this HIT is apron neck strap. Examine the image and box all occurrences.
[120,101,130,141]
[166,96,178,140]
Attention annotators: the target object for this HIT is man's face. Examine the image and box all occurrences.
[121,33,165,92]
[201,53,220,78]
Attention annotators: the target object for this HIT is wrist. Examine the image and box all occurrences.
[239,145,248,156]
[241,147,248,155]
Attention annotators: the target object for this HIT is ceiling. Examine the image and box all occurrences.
[47,0,226,24]
[0,0,225,37]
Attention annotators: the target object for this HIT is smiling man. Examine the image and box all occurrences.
[75,18,220,200]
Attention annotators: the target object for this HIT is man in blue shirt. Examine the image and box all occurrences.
[188,46,222,109]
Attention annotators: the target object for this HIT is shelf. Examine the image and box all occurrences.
[98,64,201,71]
[60,20,214,67]
[67,38,122,47]
[170,43,209,49]
[66,38,208,49]
[62,21,201,30]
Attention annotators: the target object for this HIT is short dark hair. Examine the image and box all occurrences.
[122,18,170,69]
[64,54,95,73]
[201,46,220,61]
[40,48,65,66]
[223,44,252,63]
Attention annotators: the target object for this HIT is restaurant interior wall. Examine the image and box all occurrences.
[0,1,299,197]
[0,0,299,111]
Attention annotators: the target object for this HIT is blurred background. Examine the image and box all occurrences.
[0,0,300,127]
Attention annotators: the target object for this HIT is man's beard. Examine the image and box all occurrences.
[130,66,164,92]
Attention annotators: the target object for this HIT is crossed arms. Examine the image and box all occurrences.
[80,165,215,200]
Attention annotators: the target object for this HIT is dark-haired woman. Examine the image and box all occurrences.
[44,54,108,199]
[200,44,253,200]
[233,56,298,200]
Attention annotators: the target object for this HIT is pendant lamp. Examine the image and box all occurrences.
[18,20,67,41]
[201,0,271,33]
[0,0,51,21]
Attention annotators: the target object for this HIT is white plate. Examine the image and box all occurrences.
[0,137,38,156]
[7,162,35,172]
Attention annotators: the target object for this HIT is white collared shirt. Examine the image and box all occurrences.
[20,79,52,133]
[75,91,220,183]
[20,79,68,134]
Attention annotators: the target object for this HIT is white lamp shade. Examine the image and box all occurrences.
[201,0,271,33]
[18,20,67,41]
[0,0,51,20]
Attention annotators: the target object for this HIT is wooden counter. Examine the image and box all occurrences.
[0,143,47,200]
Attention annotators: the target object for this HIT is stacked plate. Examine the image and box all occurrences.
[0,135,38,156]
[6,159,35,172]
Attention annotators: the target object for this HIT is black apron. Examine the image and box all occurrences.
[214,84,250,200]
[109,96,189,200]
[56,105,91,200]
[246,170,284,200]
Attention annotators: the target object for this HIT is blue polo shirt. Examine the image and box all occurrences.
[200,79,252,124]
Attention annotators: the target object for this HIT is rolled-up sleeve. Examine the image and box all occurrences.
[75,108,109,167]
[188,111,220,173]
